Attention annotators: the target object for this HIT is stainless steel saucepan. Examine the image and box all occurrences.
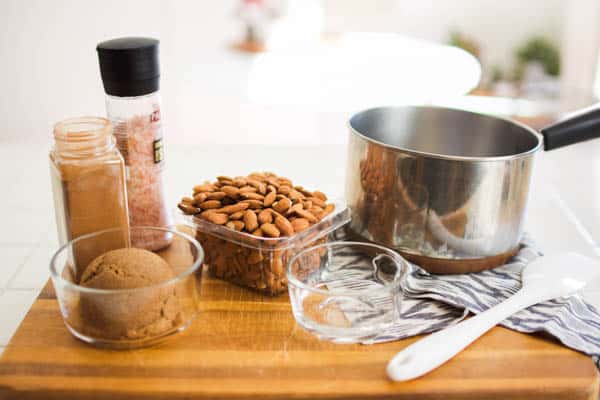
[345,105,600,273]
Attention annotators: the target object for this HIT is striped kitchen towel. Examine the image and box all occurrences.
[329,232,600,368]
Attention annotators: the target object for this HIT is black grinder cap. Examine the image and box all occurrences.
[97,37,160,97]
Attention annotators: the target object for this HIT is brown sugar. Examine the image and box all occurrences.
[79,248,183,340]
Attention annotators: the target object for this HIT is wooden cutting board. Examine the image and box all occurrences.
[0,232,598,399]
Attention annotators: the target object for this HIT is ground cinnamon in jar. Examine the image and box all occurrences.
[49,117,130,279]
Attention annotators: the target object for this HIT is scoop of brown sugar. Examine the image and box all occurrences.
[80,248,174,288]
[79,248,182,340]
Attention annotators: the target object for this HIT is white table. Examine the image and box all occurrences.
[1,140,599,356]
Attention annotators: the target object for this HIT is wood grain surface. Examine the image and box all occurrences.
[0,234,598,399]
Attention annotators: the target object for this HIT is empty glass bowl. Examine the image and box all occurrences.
[50,226,203,349]
[287,241,407,343]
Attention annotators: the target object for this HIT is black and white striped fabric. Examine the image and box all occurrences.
[330,231,600,368]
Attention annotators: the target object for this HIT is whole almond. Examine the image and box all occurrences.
[206,191,227,200]
[273,197,292,213]
[226,220,245,231]
[241,199,264,209]
[243,210,259,232]
[296,208,317,223]
[219,202,250,214]
[266,178,280,188]
[263,191,277,207]
[295,186,314,197]
[308,196,326,208]
[278,178,293,187]
[221,185,240,199]
[207,212,228,225]
[261,223,280,238]
[199,200,222,210]
[278,185,291,195]
[233,178,247,187]
[247,178,267,195]
[258,209,273,224]
[239,186,257,193]
[230,211,244,220]
[322,203,335,216]
[241,192,265,201]
[181,196,194,205]
[217,175,233,182]
[251,228,264,237]
[286,202,303,216]
[193,183,215,193]
[301,200,313,210]
[199,209,216,220]
[193,192,208,204]
[178,203,200,215]
[275,215,294,236]
[291,218,310,232]
[289,189,305,201]
[313,190,328,201]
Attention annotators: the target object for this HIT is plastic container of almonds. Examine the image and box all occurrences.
[176,200,350,295]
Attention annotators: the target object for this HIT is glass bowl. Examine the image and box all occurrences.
[287,241,407,343]
[50,226,203,349]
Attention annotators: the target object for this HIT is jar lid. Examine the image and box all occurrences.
[96,37,160,97]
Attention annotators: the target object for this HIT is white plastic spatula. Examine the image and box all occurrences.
[387,252,600,381]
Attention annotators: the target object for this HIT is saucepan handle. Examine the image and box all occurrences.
[541,105,600,150]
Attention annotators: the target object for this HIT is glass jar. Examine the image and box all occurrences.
[50,117,130,280]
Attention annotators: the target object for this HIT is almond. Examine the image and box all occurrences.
[199,200,222,210]
[219,202,250,214]
[313,190,328,201]
[226,220,245,231]
[207,212,228,225]
[251,228,264,237]
[243,210,259,232]
[258,209,273,224]
[247,178,267,194]
[178,203,200,215]
[221,185,240,199]
[181,196,194,205]
[275,215,294,236]
[206,191,227,200]
[239,185,257,193]
[193,183,215,193]
[286,202,303,216]
[308,196,326,208]
[233,178,247,187]
[241,199,264,209]
[296,208,317,223]
[230,211,244,220]
[241,192,265,201]
[263,191,277,207]
[273,197,292,213]
[261,223,280,238]
[193,192,208,204]
[278,185,291,195]
[291,218,310,232]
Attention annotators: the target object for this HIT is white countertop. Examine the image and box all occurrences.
[1,139,600,355]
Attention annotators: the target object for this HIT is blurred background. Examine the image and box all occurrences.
[2,0,599,145]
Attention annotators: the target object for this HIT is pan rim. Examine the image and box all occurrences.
[348,105,543,162]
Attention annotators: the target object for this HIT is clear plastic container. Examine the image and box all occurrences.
[177,200,350,295]
[287,242,406,343]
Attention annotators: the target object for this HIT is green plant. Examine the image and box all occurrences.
[515,37,560,77]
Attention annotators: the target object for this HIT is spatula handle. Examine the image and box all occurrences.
[386,289,544,381]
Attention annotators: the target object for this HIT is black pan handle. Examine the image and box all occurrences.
[541,105,600,150]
